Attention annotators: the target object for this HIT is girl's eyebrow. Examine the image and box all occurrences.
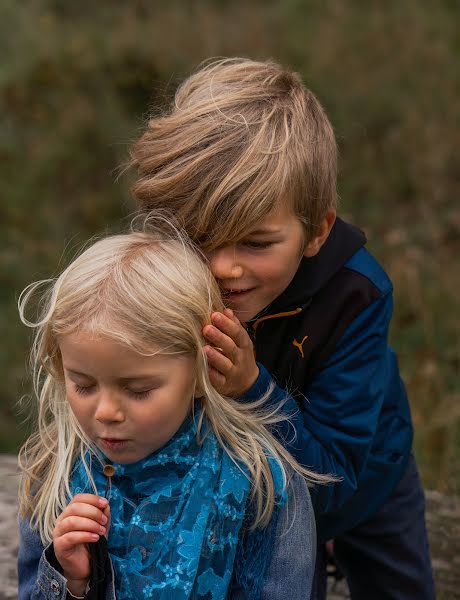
[118,376,162,384]
[65,368,92,378]
[64,368,161,383]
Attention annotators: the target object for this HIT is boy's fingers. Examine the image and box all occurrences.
[211,312,245,346]
[208,366,227,389]
[223,308,243,327]
[204,345,233,374]
[203,325,237,361]
[223,308,237,322]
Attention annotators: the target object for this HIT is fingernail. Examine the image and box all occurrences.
[100,514,108,524]
[99,526,106,535]
[98,498,108,507]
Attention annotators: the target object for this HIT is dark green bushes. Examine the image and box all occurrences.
[2,0,459,492]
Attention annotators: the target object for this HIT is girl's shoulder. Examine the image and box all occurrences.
[232,472,316,599]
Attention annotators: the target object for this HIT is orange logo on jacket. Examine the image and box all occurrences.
[292,336,309,359]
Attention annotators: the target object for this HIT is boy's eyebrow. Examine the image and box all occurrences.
[246,226,282,236]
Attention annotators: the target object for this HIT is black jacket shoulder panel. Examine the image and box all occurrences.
[252,266,381,395]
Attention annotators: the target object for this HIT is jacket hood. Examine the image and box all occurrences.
[253,218,366,318]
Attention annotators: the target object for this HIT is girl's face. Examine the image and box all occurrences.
[59,332,197,464]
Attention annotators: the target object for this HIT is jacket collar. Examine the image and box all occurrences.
[250,218,366,320]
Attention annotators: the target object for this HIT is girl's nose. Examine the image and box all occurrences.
[208,247,243,280]
[95,390,125,424]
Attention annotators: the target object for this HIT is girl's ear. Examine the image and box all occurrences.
[303,209,336,258]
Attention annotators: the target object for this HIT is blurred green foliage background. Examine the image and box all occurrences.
[1,0,459,494]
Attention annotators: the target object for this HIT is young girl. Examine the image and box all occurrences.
[17,221,325,600]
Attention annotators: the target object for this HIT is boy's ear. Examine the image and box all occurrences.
[303,210,336,258]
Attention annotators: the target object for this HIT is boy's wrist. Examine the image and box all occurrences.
[239,363,271,401]
[240,364,259,395]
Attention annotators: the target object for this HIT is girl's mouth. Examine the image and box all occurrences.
[100,438,128,450]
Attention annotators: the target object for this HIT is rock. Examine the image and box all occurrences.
[0,455,20,600]
[425,490,460,599]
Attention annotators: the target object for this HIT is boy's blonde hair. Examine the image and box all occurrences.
[131,57,337,249]
[18,218,329,544]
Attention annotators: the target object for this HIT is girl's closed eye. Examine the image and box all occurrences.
[73,383,156,399]
[74,383,96,396]
[124,388,153,399]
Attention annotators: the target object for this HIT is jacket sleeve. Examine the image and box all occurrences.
[18,519,112,600]
[229,473,316,600]
[242,291,398,516]
[260,473,316,599]
[18,518,66,600]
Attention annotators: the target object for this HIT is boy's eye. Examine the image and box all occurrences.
[242,240,274,249]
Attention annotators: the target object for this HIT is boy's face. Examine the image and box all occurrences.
[207,203,318,322]
[59,332,196,464]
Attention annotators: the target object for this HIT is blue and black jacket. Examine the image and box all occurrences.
[242,218,413,543]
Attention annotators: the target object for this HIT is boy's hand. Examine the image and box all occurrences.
[53,494,110,597]
[203,308,259,397]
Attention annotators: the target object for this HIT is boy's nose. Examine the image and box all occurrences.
[208,247,243,280]
[95,390,125,424]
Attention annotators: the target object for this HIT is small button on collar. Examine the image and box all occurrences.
[50,578,61,595]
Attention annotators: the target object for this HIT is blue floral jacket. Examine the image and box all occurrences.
[18,473,316,600]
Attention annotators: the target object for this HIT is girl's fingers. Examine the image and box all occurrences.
[58,502,108,526]
[55,530,100,552]
[55,515,107,537]
[102,504,111,524]
[71,494,108,509]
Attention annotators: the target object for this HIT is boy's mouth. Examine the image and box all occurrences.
[221,287,254,299]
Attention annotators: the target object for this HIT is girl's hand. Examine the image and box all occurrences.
[203,308,259,396]
[53,494,110,597]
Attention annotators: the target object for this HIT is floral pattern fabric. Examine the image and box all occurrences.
[71,413,251,600]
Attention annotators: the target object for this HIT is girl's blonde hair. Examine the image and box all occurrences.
[18,217,329,544]
[130,57,337,249]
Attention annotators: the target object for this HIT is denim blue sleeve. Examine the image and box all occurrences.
[18,519,116,600]
[18,519,68,600]
[229,473,316,600]
[241,292,397,515]
[260,473,316,599]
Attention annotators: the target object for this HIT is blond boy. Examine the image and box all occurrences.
[130,58,435,599]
